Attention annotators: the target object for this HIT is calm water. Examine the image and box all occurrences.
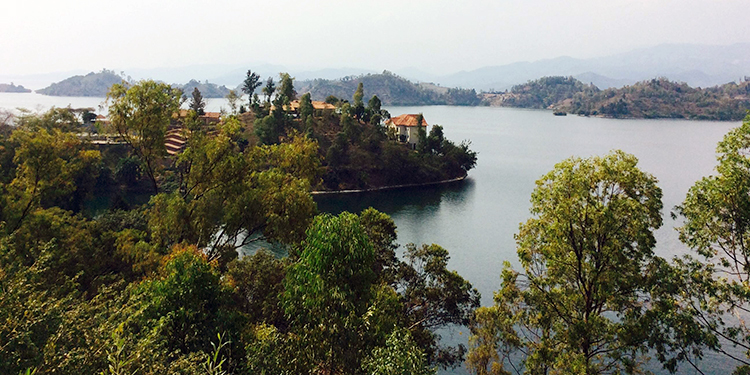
[0,92,232,115]
[2,94,742,374]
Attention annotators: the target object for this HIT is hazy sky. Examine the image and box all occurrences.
[3,0,749,76]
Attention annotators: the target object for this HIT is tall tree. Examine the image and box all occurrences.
[189,87,205,115]
[669,114,750,372]
[277,73,296,102]
[106,80,181,193]
[225,89,240,115]
[262,77,276,104]
[353,82,365,121]
[467,150,664,375]
[242,70,262,107]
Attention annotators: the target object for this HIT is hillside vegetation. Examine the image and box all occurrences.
[296,71,481,106]
[483,76,750,121]
[564,78,750,120]
[174,79,231,98]
[36,69,124,96]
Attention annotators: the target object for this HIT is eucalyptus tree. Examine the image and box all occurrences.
[106,80,181,193]
[242,70,262,108]
[669,114,750,373]
[262,77,276,104]
[468,150,665,375]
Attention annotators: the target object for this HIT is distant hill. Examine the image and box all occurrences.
[296,71,480,106]
[483,76,599,109]
[486,76,750,121]
[174,80,231,98]
[36,70,123,96]
[562,78,750,121]
[0,83,31,93]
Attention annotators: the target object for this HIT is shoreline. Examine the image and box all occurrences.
[311,175,467,195]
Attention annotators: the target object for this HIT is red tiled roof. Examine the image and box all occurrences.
[387,114,428,127]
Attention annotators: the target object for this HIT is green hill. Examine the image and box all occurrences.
[487,76,599,109]
[296,71,481,106]
[36,69,124,96]
[563,78,750,121]
[174,79,230,98]
[483,76,750,121]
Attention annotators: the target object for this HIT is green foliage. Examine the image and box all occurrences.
[362,329,437,375]
[227,250,288,327]
[1,120,100,232]
[106,80,182,192]
[277,73,296,102]
[468,150,665,375]
[188,87,206,115]
[262,77,276,104]
[283,212,395,374]
[225,89,241,115]
[400,243,481,368]
[150,129,318,261]
[242,70,262,107]
[669,114,750,370]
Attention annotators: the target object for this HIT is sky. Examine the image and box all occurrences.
[2,0,750,77]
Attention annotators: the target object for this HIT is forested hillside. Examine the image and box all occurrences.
[36,69,124,96]
[483,76,750,120]
[296,71,481,106]
[174,79,230,98]
[563,77,750,120]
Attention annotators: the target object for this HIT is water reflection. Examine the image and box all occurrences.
[314,178,476,217]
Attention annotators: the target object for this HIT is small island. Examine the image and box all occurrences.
[0,82,31,93]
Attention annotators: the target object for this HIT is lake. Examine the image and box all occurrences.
[1,94,742,374]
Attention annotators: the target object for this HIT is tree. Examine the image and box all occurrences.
[299,93,314,123]
[367,95,383,125]
[282,212,399,374]
[262,77,276,104]
[468,150,664,375]
[147,124,318,261]
[225,90,240,115]
[189,87,206,115]
[399,243,480,369]
[1,117,100,234]
[277,73,296,102]
[353,82,365,121]
[106,80,181,193]
[416,113,427,152]
[670,114,750,372]
[242,70,262,107]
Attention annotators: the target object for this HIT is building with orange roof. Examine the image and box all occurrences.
[386,114,429,146]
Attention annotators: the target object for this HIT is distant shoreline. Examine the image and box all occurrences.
[311,175,467,195]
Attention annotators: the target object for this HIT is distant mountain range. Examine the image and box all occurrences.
[431,43,750,91]
[6,43,749,96]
